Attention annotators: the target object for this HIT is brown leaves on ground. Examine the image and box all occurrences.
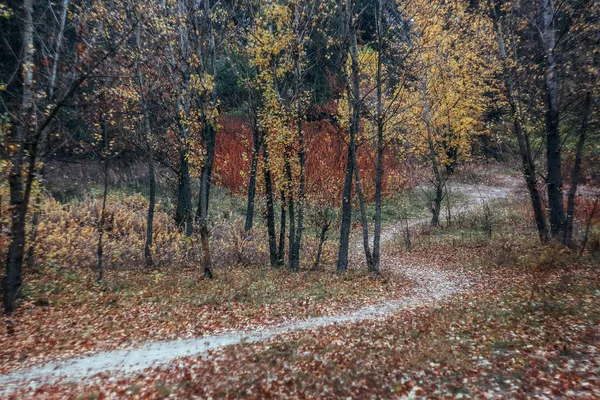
[8,249,599,399]
[0,264,412,375]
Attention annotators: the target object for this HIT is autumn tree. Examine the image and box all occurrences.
[488,0,599,244]
[403,0,496,227]
[0,0,136,311]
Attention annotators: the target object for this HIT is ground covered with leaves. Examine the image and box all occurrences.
[6,240,599,399]
[0,265,412,375]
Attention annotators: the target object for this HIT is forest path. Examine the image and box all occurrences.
[0,179,517,393]
[373,178,517,249]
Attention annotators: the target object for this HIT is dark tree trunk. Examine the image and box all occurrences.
[196,129,215,224]
[541,0,565,238]
[4,169,27,312]
[135,23,156,268]
[196,0,218,279]
[353,150,374,270]
[292,122,305,272]
[372,0,384,273]
[197,123,215,278]
[278,192,287,267]
[492,6,550,242]
[314,224,329,270]
[337,143,354,273]
[420,70,444,227]
[290,22,306,272]
[244,120,261,232]
[284,159,296,269]
[262,141,278,267]
[337,0,359,273]
[3,0,35,312]
[563,92,591,247]
[431,182,444,227]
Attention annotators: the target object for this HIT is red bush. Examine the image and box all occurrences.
[214,116,409,204]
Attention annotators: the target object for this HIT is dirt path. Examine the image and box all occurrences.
[0,180,516,394]
[359,179,516,250]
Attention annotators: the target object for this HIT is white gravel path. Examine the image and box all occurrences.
[0,180,515,394]
[0,264,463,393]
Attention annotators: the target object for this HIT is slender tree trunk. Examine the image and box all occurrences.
[563,92,591,247]
[291,47,305,272]
[337,141,354,273]
[292,120,305,272]
[431,181,444,227]
[244,120,261,232]
[278,192,287,267]
[314,224,329,270]
[197,123,215,278]
[541,0,565,238]
[420,70,445,227]
[284,159,296,269]
[197,0,218,279]
[492,7,550,242]
[196,131,215,224]
[372,0,384,273]
[263,141,278,267]
[135,23,156,268]
[3,0,35,312]
[337,0,359,273]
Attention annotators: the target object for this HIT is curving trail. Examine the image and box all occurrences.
[0,180,515,394]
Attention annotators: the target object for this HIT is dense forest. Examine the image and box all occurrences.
[0,0,599,398]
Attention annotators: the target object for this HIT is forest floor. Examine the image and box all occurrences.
[1,177,599,399]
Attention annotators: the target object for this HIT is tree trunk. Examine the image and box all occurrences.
[353,150,374,270]
[262,141,278,268]
[337,0,359,273]
[563,92,591,247]
[314,225,329,270]
[197,123,215,278]
[278,192,287,267]
[337,142,354,273]
[3,0,35,312]
[541,0,565,238]
[244,120,261,232]
[196,0,218,279]
[420,69,445,227]
[372,0,384,273]
[431,182,444,227]
[135,23,156,268]
[284,159,296,269]
[292,119,305,272]
[492,5,549,242]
